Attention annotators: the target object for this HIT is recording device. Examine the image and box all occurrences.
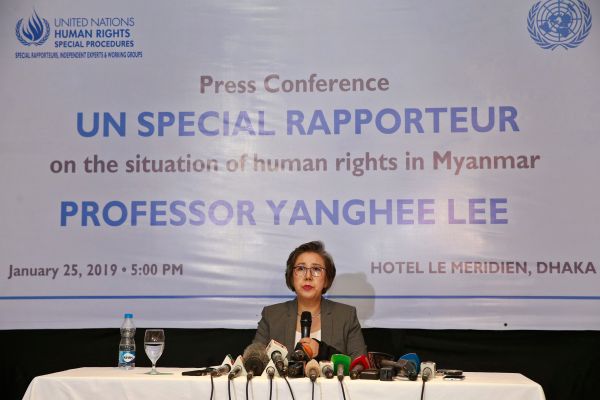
[228,355,247,380]
[210,355,234,377]
[243,343,269,380]
[420,361,436,382]
[379,366,395,381]
[380,358,418,381]
[349,355,370,380]
[331,354,351,381]
[444,375,465,380]
[266,339,288,377]
[319,361,334,379]
[305,359,320,382]
[181,367,214,376]
[443,369,464,380]
[359,369,380,380]
[444,369,463,376]
[367,351,394,369]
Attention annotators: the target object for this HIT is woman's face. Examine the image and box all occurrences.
[292,251,327,302]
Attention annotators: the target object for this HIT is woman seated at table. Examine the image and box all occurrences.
[253,240,367,360]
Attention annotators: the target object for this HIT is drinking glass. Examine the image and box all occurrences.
[144,329,165,375]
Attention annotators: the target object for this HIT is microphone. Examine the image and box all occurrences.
[211,355,234,376]
[266,339,288,377]
[319,361,334,379]
[228,355,247,380]
[367,351,394,369]
[265,365,276,379]
[399,353,421,374]
[331,354,351,381]
[300,311,312,338]
[422,367,432,382]
[287,360,306,378]
[243,343,269,380]
[305,359,320,382]
[291,341,313,361]
[291,311,313,361]
[349,355,370,379]
[380,358,418,381]
[380,358,409,369]
[420,361,436,382]
[398,353,420,381]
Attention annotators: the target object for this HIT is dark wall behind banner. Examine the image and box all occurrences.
[3,329,599,400]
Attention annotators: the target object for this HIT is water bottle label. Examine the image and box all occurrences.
[119,351,136,364]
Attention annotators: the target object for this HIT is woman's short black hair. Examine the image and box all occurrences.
[285,240,336,294]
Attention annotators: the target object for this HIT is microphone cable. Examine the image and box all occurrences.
[311,380,315,400]
[245,377,250,400]
[420,379,426,400]
[228,377,232,400]
[268,375,273,400]
[283,375,296,400]
[338,380,347,400]
[209,373,214,400]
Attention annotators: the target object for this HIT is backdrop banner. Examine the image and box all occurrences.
[1,0,599,330]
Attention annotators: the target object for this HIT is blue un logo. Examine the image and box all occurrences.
[528,0,592,50]
[15,10,50,46]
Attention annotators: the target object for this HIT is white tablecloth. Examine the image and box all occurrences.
[23,367,546,400]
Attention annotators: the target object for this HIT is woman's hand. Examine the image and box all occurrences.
[299,337,320,359]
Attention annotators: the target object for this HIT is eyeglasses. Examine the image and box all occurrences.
[293,264,325,277]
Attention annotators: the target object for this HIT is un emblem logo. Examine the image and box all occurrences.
[15,10,50,46]
[528,0,592,50]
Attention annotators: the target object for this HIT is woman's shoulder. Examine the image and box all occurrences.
[322,298,357,314]
[262,299,296,316]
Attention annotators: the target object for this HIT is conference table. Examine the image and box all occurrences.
[23,367,546,400]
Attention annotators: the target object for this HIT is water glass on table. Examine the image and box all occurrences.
[144,329,165,375]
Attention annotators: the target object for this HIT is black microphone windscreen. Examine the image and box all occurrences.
[243,343,269,376]
[300,311,312,338]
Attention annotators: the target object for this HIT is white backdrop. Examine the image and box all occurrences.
[1,0,599,330]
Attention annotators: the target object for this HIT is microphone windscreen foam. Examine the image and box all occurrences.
[331,354,351,376]
[399,353,421,374]
[243,343,269,376]
[300,311,312,338]
[305,359,321,381]
[350,355,370,371]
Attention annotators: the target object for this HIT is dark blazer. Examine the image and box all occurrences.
[253,298,367,360]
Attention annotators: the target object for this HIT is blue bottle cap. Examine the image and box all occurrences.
[124,313,133,318]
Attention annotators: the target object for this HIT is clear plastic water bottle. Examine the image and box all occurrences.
[118,313,136,369]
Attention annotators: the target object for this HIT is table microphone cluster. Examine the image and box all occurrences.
[185,340,422,382]
[181,339,447,400]
[181,315,436,399]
